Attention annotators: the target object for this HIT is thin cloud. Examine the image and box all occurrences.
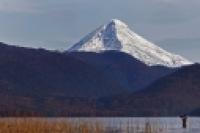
[0,0,42,13]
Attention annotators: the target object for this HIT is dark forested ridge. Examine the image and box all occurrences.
[100,64,200,116]
[67,51,174,92]
[0,42,125,98]
[0,42,199,117]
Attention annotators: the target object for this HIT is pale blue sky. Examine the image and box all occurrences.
[0,0,199,62]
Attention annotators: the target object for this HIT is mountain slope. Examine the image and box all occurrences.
[104,64,200,116]
[67,51,174,92]
[0,42,175,116]
[68,19,191,67]
[0,42,125,98]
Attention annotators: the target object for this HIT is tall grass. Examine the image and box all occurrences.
[0,118,104,133]
[0,118,166,133]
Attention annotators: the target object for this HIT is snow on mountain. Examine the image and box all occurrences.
[68,19,192,67]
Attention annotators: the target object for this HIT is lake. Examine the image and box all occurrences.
[65,117,200,133]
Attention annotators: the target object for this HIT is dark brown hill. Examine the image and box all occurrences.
[0,42,176,116]
[107,64,200,116]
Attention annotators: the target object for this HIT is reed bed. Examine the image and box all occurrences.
[0,118,104,133]
[0,118,166,133]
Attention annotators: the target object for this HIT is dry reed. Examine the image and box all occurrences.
[0,118,165,133]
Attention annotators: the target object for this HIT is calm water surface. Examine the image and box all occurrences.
[65,117,200,133]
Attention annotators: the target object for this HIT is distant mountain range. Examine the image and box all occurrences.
[0,19,199,117]
[0,42,173,116]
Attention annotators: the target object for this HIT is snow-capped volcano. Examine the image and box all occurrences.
[68,19,192,67]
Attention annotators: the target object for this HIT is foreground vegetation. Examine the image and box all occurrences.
[0,118,166,133]
[0,118,104,133]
